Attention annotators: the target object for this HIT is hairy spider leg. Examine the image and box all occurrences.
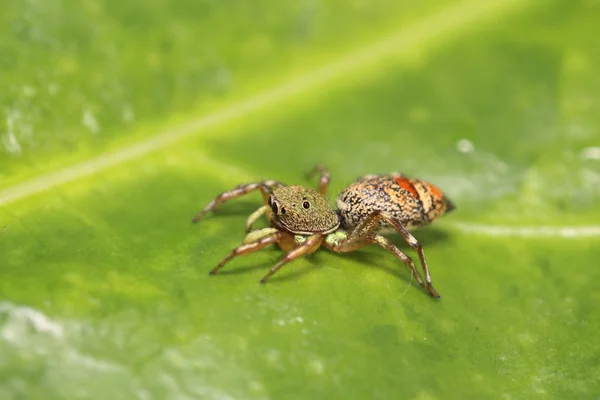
[209,230,283,275]
[355,171,407,181]
[380,214,439,297]
[192,180,284,223]
[210,230,325,283]
[326,211,440,298]
[260,234,325,283]
[306,164,331,196]
[324,213,427,292]
[245,205,270,232]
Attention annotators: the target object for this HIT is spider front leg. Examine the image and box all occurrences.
[210,230,325,283]
[260,234,324,283]
[209,229,282,275]
[306,164,331,196]
[326,211,440,298]
[192,180,284,223]
[245,205,269,232]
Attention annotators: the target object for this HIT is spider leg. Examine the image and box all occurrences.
[306,164,331,196]
[326,211,439,298]
[260,234,324,283]
[378,213,440,298]
[245,205,269,232]
[373,235,440,297]
[192,180,284,223]
[209,230,283,275]
[356,172,407,182]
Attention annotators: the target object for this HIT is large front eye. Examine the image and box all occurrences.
[271,201,278,214]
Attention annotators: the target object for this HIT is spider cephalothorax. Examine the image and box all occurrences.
[192,165,455,298]
[268,185,339,235]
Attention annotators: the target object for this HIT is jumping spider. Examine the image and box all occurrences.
[192,165,455,298]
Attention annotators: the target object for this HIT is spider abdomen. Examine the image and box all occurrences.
[336,175,455,230]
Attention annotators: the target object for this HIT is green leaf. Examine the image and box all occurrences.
[2,1,599,399]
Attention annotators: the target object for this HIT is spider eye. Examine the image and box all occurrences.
[271,202,278,214]
[302,201,310,209]
[281,207,286,215]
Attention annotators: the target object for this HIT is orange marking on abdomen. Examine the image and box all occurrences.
[393,177,420,199]
[425,183,443,201]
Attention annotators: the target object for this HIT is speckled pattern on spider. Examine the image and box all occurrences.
[337,174,454,232]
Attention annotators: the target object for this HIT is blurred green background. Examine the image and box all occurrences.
[1,0,599,399]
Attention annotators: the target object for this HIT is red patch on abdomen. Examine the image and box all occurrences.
[393,177,420,199]
[425,183,443,200]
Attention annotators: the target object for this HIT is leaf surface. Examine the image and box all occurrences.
[1,1,599,399]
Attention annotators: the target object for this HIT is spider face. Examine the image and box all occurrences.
[268,185,339,235]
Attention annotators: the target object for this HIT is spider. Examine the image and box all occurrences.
[191,165,455,298]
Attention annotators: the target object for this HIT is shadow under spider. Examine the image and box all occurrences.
[212,227,452,286]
